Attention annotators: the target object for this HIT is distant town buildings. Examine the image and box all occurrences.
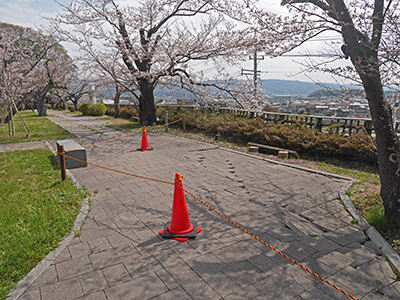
[155,94,373,118]
[88,86,400,121]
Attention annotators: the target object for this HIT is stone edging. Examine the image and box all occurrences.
[339,182,400,275]
[6,141,90,300]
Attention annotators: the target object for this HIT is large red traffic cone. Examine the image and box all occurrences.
[137,126,153,151]
[159,173,202,242]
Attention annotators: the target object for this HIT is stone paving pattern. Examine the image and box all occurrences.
[14,111,400,299]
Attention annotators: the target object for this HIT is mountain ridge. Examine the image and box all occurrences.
[154,79,342,98]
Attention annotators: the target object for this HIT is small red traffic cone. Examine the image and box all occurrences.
[137,126,153,151]
[159,173,202,242]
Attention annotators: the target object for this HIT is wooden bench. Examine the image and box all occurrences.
[57,139,87,169]
[247,142,300,159]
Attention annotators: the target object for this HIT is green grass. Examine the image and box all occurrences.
[0,149,88,299]
[105,120,140,132]
[0,111,73,144]
[317,162,379,182]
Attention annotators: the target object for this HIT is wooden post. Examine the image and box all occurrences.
[12,99,30,137]
[8,104,15,136]
[59,145,66,181]
[182,117,186,133]
[165,111,169,133]
[349,119,353,136]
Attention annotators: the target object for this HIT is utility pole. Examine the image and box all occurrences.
[241,48,265,102]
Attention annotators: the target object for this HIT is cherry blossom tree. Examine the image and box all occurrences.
[66,77,89,112]
[31,45,74,116]
[0,25,26,129]
[82,51,137,118]
[250,0,400,227]
[0,22,72,132]
[0,24,51,132]
[50,0,258,125]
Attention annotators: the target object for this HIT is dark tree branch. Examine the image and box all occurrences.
[371,0,384,51]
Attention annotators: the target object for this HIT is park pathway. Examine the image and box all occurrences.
[10,110,400,300]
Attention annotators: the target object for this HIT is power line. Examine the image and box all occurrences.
[281,54,342,57]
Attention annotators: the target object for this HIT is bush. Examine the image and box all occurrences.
[156,107,378,167]
[79,103,91,115]
[106,106,115,117]
[120,106,139,119]
[87,103,107,116]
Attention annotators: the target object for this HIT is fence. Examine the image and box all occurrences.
[161,105,400,136]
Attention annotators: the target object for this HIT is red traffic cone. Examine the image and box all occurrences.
[159,173,202,242]
[137,126,153,151]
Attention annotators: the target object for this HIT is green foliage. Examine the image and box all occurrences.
[308,89,344,97]
[80,103,107,116]
[87,103,106,116]
[0,149,87,299]
[79,103,90,115]
[157,107,378,167]
[308,88,363,98]
[365,206,393,231]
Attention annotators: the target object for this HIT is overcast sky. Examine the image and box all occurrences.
[0,0,351,84]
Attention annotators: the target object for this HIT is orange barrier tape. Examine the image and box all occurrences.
[62,154,174,186]
[68,118,183,151]
[182,188,357,300]
[59,152,358,300]
[150,118,183,130]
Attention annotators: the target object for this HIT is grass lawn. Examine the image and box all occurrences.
[0,111,73,144]
[0,149,88,300]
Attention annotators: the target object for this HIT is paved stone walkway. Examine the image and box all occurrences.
[0,140,49,152]
[10,111,400,299]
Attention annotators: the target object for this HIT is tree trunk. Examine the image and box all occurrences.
[37,82,53,116]
[360,74,400,226]
[114,91,121,118]
[138,79,157,125]
[37,96,47,116]
[73,100,78,112]
[336,0,400,227]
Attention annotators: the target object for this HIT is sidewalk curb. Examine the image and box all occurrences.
[339,182,400,275]
[6,141,90,300]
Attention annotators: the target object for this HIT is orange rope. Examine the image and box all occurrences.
[182,188,358,300]
[59,152,358,300]
[62,154,174,186]
[150,118,183,130]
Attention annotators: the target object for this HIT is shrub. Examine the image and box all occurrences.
[79,103,91,115]
[156,106,378,167]
[120,106,139,119]
[87,103,107,116]
[106,106,115,117]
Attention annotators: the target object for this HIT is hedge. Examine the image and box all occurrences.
[79,103,106,116]
[157,106,378,167]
